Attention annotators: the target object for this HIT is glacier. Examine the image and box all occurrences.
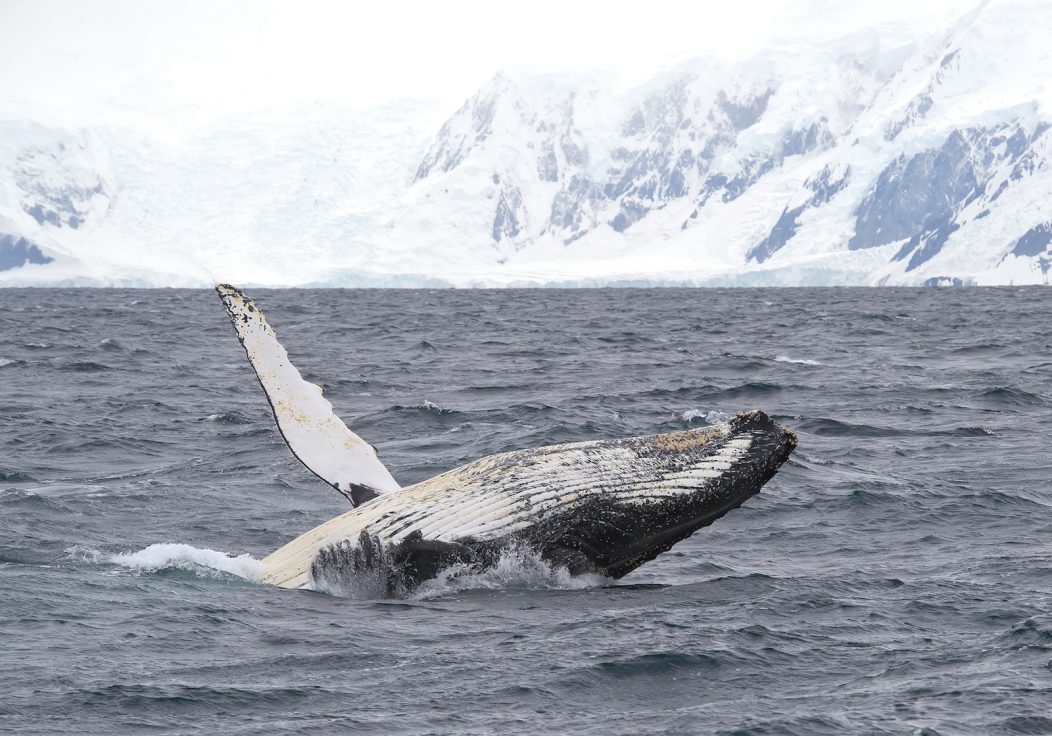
[1,0,1051,287]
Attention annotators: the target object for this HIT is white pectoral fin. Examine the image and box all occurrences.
[215,284,400,505]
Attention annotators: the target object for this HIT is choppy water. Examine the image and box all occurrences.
[2,287,1051,735]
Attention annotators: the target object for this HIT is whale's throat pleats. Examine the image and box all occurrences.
[215,284,400,505]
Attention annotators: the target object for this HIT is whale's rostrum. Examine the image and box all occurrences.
[215,284,797,597]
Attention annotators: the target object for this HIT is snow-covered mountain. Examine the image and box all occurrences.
[3,0,1051,286]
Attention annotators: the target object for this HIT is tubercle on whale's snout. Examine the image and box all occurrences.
[732,408,798,470]
[733,409,797,442]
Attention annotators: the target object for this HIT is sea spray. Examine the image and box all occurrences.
[76,543,266,580]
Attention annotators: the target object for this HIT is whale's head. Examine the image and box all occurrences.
[537,410,797,579]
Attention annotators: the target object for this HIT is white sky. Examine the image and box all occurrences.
[1,0,967,123]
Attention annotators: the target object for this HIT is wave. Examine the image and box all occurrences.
[694,352,768,371]
[978,386,1047,406]
[797,417,904,438]
[62,360,111,372]
[392,399,459,416]
[203,411,253,425]
[775,355,823,366]
[0,357,23,368]
[84,543,265,580]
[720,381,784,397]
[637,385,720,400]
[950,426,995,437]
[591,651,722,678]
[951,342,1007,355]
[0,469,35,483]
[796,417,992,439]
[419,399,453,414]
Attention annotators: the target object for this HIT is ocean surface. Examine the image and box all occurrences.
[1,287,1051,735]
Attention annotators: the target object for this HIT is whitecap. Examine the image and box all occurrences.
[774,355,822,366]
[420,399,454,414]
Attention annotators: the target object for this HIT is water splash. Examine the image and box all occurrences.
[80,543,266,580]
[309,544,610,600]
[412,546,610,600]
[682,408,730,425]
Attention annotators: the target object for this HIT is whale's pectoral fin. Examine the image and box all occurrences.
[311,531,476,597]
[215,284,400,505]
[387,531,477,590]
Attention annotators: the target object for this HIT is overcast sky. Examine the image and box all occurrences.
[1,0,967,124]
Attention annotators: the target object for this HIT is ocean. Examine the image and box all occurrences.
[1,287,1050,734]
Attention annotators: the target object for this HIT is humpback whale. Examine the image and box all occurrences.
[215,284,797,597]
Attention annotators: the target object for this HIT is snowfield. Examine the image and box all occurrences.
[2,0,1051,287]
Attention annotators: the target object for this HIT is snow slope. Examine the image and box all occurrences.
[2,0,1051,287]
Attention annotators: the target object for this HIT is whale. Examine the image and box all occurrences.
[215,284,797,597]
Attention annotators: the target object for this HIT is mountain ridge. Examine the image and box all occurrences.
[2,0,1050,286]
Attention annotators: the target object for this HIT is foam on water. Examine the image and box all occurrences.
[104,543,266,580]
